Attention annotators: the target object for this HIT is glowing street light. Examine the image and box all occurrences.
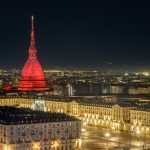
[136,130,141,135]
[81,128,86,140]
[83,122,87,126]
[81,128,86,133]
[105,132,110,138]
[105,132,111,148]
[136,129,141,147]
[136,129,141,141]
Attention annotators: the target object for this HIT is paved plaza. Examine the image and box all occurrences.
[81,126,150,150]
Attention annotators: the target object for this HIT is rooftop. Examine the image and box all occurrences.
[0,106,79,125]
[131,105,150,111]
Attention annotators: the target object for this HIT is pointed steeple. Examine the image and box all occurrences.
[28,15,37,59]
[30,15,36,50]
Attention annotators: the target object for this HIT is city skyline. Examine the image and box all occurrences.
[0,1,150,69]
[1,2,150,149]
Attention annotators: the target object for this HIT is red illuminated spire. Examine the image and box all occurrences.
[18,16,48,91]
[29,15,37,60]
[30,15,35,49]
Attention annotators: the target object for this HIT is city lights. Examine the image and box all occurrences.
[0,1,150,150]
[81,128,86,132]
[53,141,59,147]
[142,72,149,76]
[105,132,110,138]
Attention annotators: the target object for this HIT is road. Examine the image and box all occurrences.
[81,125,150,150]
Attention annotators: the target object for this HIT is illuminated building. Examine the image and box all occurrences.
[110,84,124,94]
[130,106,150,133]
[0,106,81,150]
[18,16,47,91]
[67,84,74,96]
[1,95,150,134]
[128,87,150,94]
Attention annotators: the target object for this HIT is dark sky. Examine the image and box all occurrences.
[0,1,150,69]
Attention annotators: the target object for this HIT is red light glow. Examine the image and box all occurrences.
[18,16,48,91]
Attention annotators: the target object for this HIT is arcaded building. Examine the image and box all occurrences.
[0,95,150,134]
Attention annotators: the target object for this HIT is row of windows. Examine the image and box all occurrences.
[9,122,79,131]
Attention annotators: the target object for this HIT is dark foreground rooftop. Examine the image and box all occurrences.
[0,106,79,125]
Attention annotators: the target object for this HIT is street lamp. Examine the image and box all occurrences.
[81,128,86,140]
[83,121,87,126]
[81,128,86,132]
[143,135,145,150]
[136,130,141,142]
[136,129,141,148]
[105,132,111,149]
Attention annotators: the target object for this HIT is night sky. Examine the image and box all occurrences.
[0,1,150,70]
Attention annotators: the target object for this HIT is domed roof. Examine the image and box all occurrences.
[22,59,44,79]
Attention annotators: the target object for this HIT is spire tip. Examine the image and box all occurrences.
[31,15,34,20]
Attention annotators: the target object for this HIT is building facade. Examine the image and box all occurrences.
[0,106,81,150]
[0,96,150,134]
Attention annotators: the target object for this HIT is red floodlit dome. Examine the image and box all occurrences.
[18,16,48,91]
[22,59,45,79]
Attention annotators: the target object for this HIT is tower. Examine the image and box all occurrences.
[18,16,48,91]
